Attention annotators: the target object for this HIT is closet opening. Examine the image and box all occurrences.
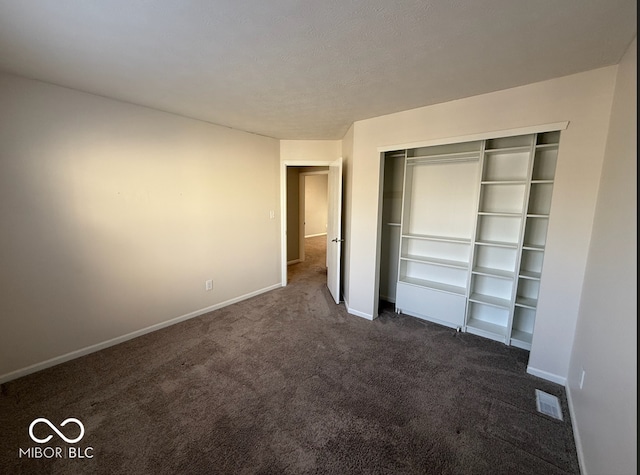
[373,125,564,353]
[376,151,405,316]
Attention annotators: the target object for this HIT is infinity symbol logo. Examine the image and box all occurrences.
[29,418,85,444]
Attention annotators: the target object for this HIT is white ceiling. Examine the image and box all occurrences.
[0,1,636,140]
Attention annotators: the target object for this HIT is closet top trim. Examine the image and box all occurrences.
[377,121,569,153]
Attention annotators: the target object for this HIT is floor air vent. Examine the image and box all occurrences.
[535,389,563,420]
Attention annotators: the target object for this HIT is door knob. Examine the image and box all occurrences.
[331,238,344,242]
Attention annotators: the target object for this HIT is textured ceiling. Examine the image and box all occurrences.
[0,1,636,139]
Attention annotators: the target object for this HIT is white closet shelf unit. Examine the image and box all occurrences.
[387,126,562,350]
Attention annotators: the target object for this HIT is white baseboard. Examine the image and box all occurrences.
[304,233,327,238]
[0,283,282,384]
[526,365,567,386]
[287,259,302,265]
[565,385,586,475]
[344,299,374,321]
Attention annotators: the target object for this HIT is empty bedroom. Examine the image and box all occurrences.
[0,1,636,474]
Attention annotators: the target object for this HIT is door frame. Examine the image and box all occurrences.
[280,160,337,287]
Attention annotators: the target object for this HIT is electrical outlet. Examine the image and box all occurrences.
[269,210,275,219]
[205,279,213,291]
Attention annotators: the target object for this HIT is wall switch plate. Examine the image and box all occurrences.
[205,279,213,291]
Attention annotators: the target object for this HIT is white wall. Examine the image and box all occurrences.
[303,173,328,237]
[0,72,281,381]
[567,38,637,475]
[280,140,341,163]
[346,67,617,382]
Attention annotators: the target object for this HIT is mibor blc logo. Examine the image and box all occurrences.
[18,417,94,459]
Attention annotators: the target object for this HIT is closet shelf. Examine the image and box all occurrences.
[481,180,528,185]
[472,266,515,279]
[401,233,471,244]
[399,276,467,295]
[531,179,554,185]
[474,239,519,249]
[515,296,538,309]
[518,270,542,280]
[407,151,480,163]
[478,211,523,218]
[401,254,469,269]
[466,318,509,339]
[510,330,533,349]
[522,243,545,251]
[468,293,511,309]
[484,145,532,154]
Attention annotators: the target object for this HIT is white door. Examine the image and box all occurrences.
[326,157,343,303]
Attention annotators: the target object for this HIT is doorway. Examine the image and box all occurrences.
[297,170,329,265]
[281,159,343,303]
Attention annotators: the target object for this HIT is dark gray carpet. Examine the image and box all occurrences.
[0,236,580,474]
